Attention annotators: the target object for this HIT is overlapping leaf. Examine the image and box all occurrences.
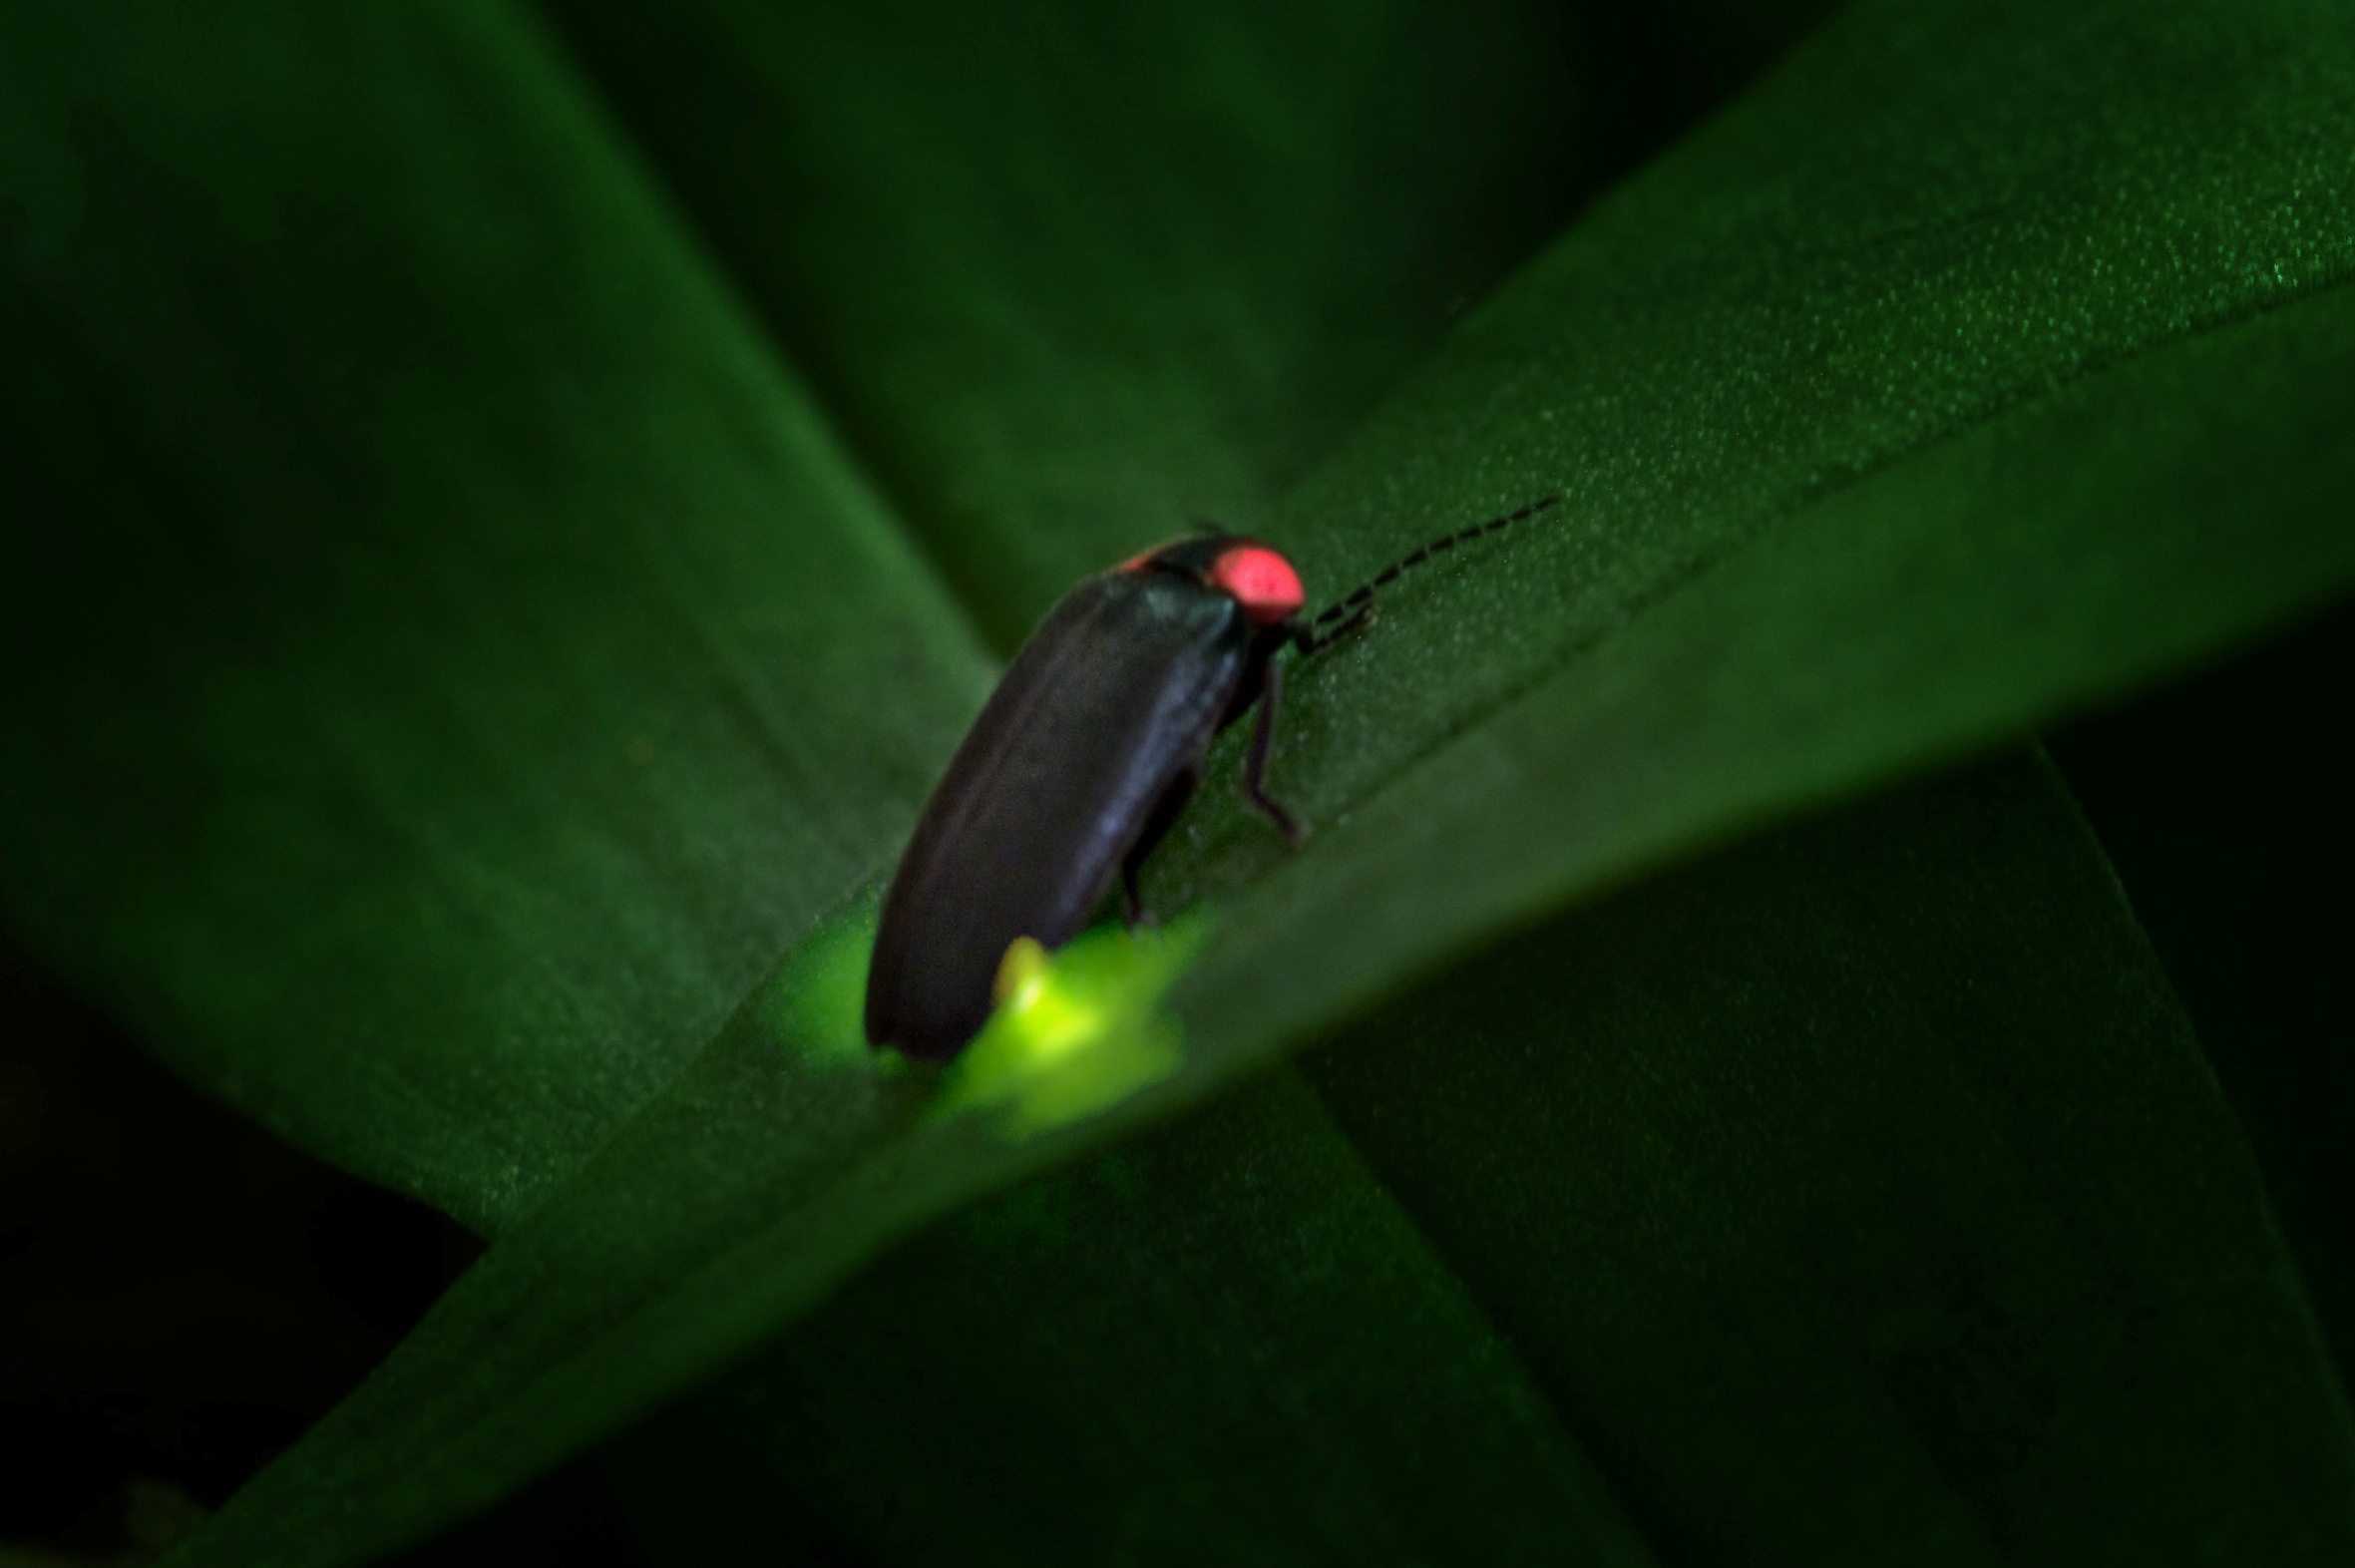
[544,0,1729,643]
[665,753,2352,1563]
[0,2,991,1231]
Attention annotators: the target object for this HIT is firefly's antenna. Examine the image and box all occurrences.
[1295,494,1558,655]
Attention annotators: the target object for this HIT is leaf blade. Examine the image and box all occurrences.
[1301,753,2355,1562]
[540,0,1724,643]
[29,0,2352,1559]
[1180,276,2355,1075]
[0,1,992,1231]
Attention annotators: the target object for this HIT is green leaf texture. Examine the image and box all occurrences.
[0,4,992,1232]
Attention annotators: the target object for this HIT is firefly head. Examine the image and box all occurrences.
[1119,536,1305,627]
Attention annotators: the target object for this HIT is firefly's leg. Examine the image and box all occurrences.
[1242,656,1308,845]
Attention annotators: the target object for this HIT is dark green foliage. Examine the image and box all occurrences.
[542,0,1673,644]
[0,0,2349,1562]
[0,4,992,1232]
[2050,604,2355,1373]
[1306,755,2353,1563]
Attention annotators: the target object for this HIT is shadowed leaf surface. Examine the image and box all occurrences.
[1300,754,2355,1564]
[2051,602,2355,1374]
[0,3,991,1232]
[621,1069,1654,1566]
[543,0,1754,644]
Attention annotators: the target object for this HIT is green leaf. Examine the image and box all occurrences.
[4,0,2351,1561]
[542,0,1733,645]
[1180,276,2355,1073]
[1301,753,2355,1562]
[2049,605,2355,1372]
[1147,0,2355,928]
[102,0,2355,1561]
[613,1068,1655,1565]
[0,3,992,1232]
[644,754,2355,1562]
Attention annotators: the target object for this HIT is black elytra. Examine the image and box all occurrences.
[863,498,1556,1059]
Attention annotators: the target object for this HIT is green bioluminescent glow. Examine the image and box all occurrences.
[758,886,1206,1136]
[763,887,894,1070]
[933,917,1207,1138]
